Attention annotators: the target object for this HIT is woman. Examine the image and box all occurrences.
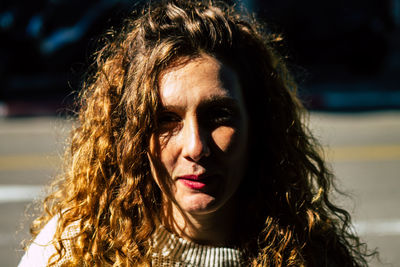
[19,0,372,266]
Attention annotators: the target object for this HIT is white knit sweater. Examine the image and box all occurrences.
[18,217,244,266]
[152,224,244,266]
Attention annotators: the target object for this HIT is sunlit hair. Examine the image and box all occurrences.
[29,0,373,266]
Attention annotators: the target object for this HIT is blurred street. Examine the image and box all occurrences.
[0,117,70,267]
[0,111,399,266]
[309,111,400,267]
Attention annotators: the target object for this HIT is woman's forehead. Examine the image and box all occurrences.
[158,55,242,105]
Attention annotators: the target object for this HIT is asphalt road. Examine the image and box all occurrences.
[1,111,399,266]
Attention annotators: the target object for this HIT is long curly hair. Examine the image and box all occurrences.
[29,0,373,266]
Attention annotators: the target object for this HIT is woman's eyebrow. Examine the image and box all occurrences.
[159,103,185,112]
[160,96,239,111]
[199,96,240,110]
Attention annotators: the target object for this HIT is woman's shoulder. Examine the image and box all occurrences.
[18,215,80,267]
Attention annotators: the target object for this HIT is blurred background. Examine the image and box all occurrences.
[0,0,399,266]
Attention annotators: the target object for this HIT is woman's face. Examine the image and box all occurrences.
[150,55,249,216]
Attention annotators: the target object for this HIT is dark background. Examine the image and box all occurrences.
[1,0,399,116]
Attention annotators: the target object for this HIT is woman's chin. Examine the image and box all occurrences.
[177,193,219,215]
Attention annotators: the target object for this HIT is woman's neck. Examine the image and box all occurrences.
[161,199,237,246]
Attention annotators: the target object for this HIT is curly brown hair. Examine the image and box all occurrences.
[28,0,373,266]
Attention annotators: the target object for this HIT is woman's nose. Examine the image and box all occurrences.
[182,118,210,162]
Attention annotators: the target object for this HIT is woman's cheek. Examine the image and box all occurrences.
[211,126,237,153]
[159,134,180,169]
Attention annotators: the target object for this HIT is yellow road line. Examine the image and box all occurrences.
[0,155,61,171]
[325,145,400,162]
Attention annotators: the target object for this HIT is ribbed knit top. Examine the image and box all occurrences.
[152,225,244,266]
[18,217,245,267]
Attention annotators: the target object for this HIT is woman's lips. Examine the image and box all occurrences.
[177,174,212,190]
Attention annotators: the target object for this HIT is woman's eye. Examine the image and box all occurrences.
[207,107,237,126]
[157,112,181,128]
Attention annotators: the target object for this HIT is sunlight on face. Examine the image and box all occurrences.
[150,55,249,216]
